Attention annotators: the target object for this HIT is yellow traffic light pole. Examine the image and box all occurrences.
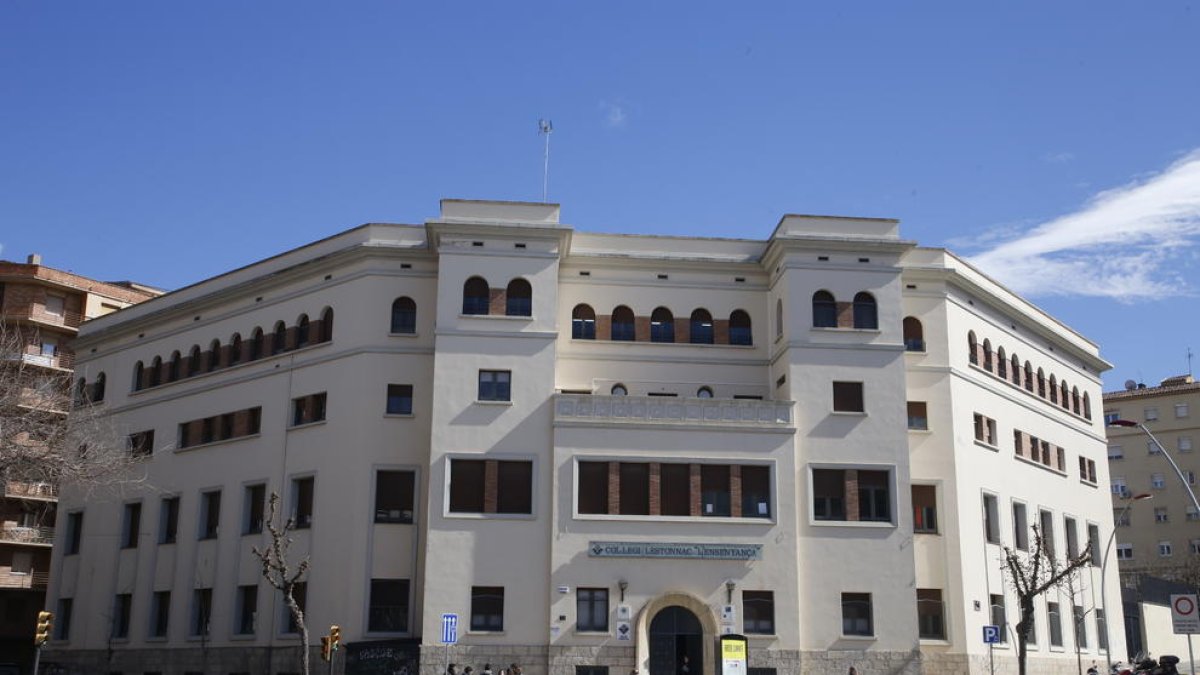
[320,624,341,674]
[33,610,54,675]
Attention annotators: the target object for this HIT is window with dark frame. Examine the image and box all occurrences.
[470,586,504,632]
[989,594,1008,643]
[121,502,141,549]
[576,587,609,632]
[244,484,265,534]
[160,497,179,544]
[858,470,890,522]
[112,593,132,638]
[150,591,170,638]
[983,494,1000,544]
[916,589,945,640]
[66,512,83,555]
[391,297,417,334]
[375,471,416,523]
[292,392,327,426]
[611,306,635,341]
[496,461,533,514]
[729,310,752,346]
[832,382,864,413]
[191,588,212,637]
[55,597,73,640]
[812,291,837,328]
[369,579,410,633]
[199,490,221,540]
[912,485,937,533]
[743,591,774,634]
[619,463,650,516]
[852,292,877,329]
[292,477,314,529]
[462,277,490,315]
[1048,601,1063,647]
[129,430,154,458]
[506,278,532,316]
[813,469,846,521]
[841,592,873,636]
[477,371,511,402]
[386,384,413,415]
[701,464,732,517]
[448,459,486,513]
[578,462,609,515]
[650,307,674,343]
[236,585,257,635]
[572,304,596,339]
[741,465,771,518]
[907,401,928,430]
[1012,502,1029,551]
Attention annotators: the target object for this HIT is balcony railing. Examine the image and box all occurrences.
[1,307,84,329]
[0,570,50,589]
[554,393,793,428]
[1,351,75,370]
[0,525,55,546]
[4,480,58,501]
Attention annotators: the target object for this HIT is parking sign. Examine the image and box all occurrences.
[441,613,459,644]
[982,625,1001,643]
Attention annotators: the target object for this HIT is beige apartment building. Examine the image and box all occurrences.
[0,255,157,668]
[1102,376,1200,582]
[46,200,1117,675]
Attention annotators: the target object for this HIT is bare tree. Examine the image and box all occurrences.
[0,321,144,495]
[253,492,311,675]
[1003,525,1094,675]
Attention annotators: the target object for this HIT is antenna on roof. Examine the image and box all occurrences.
[1188,347,1194,377]
[538,119,553,203]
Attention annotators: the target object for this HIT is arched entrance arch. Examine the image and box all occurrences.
[634,593,719,675]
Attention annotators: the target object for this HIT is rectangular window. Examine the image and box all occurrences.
[620,463,651,516]
[916,589,945,640]
[577,462,609,515]
[160,497,179,544]
[191,588,212,637]
[1176,403,1189,418]
[478,370,512,402]
[1152,473,1166,489]
[121,503,141,549]
[1039,510,1055,558]
[741,465,771,518]
[292,477,314,528]
[907,401,928,430]
[1088,524,1101,565]
[1116,544,1133,560]
[660,463,691,516]
[974,413,997,446]
[1159,540,1173,557]
[292,392,327,425]
[129,430,155,458]
[496,461,533,514]
[1048,602,1063,647]
[45,294,64,316]
[1154,507,1169,523]
[199,490,221,540]
[841,592,873,636]
[448,459,486,513]
[470,586,504,632]
[1065,517,1079,559]
[912,485,938,533]
[65,511,83,555]
[1073,605,1087,648]
[368,579,410,633]
[112,593,132,638]
[1145,407,1159,421]
[990,594,1008,643]
[832,382,864,413]
[859,470,891,522]
[386,385,413,415]
[813,469,846,521]
[743,591,774,635]
[1111,477,1128,497]
[1149,440,1162,455]
[1107,445,1123,460]
[55,597,73,640]
[178,407,261,448]
[1096,608,1108,652]
[150,591,170,638]
[1181,436,1193,452]
[375,471,415,523]
[1012,502,1029,551]
[701,464,731,517]
[244,484,265,534]
[983,494,1000,544]
[236,585,257,635]
[576,588,609,632]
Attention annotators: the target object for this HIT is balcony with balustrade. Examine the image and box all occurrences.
[554,393,794,430]
[0,524,55,547]
[4,481,58,503]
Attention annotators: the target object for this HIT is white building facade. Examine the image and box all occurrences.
[46,200,1117,675]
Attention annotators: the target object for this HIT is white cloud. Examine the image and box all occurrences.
[601,100,627,128]
[968,150,1200,302]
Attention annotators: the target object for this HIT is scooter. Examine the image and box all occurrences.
[1133,655,1181,675]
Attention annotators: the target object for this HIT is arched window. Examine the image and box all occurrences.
[168,351,181,382]
[1037,368,1046,398]
[93,372,106,402]
[775,299,784,338]
[571,304,596,340]
[462,277,490,315]
[982,340,993,372]
[729,310,752,346]
[611,384,628,396]
[1082,392,1092,420]
[75,377,87,406]
[506,278,532,317]
[968,332,978,365]
[391,298,416,334]
[272,321,287,355]
[1024,362,1033,392]
[813,291,837,328]
[903,317,924,352]
[1011,354,1021,385]
[296,314,310,347]
[188,345,202,377]
[320,307,334,342]
[208,340,222,372]
[229,333,243,366]
[650,307,675,343]
[997,347,1007,379]
[697,386,714,399]
[250,328,265,360]
[689,309,714,344]
[611,306,635,341]
[133,361,144,391]
[1072,387,1081,415]
[150,356,163,387]
[852,292,877,330]
[1048,375,1058,404]
[1061,381,1070,410]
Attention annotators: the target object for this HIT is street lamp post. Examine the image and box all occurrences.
[1110,420,1200,513]
[1099,492,1153,673]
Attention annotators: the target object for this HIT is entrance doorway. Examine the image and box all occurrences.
[648,606,702,675]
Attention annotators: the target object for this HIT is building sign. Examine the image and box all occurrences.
[719,634,748,675]
[1171,594,1200,634]
[588,541,763,561]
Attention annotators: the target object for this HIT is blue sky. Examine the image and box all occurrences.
[2,2,1198,390]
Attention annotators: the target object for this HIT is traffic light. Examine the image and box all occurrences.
[329,624,341,651]
[34,610,54,646]
[320,635,332,662]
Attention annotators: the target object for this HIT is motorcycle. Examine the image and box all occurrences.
[1133,655,1181,675]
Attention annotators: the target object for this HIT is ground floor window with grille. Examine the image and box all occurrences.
[841,592,873,636]
[916,589,945,640]
[743,591,775,634]
[369,579,410,633]
[1047,602,1063,647]
[471,586,504,632]
[989,594,1007,643]
[576,588,608,632]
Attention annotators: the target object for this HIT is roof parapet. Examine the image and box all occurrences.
[771,214,900,241]
[437,199,561,226]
